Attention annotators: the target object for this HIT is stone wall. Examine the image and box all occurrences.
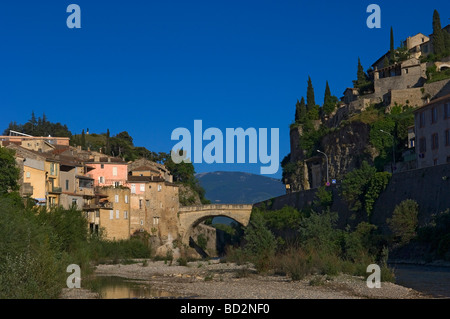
[386,87,424,108]
[256,163,450,234]
[423,78,450,100]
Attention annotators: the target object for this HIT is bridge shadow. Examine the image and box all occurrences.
[189,236,209,259]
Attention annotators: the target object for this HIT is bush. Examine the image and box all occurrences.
[244,213,276,272]
[298,210,340,255]
[387,199,419,245]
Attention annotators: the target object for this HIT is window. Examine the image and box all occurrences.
[140,184,145,192]
[114,181,120,188]
[66,179,69,190]
[446,130,450,146]
[99,176,105,184]
[50,163,58,176]
[153,217,159,225]
[419,137,426,153]
[112,167,118,176]
[124,211,128,219]
[115,195,119,203]
[131,184,136,194]
[101,164,104,169]
[140,219,144,226]
[125,195,128,203]
[110,211,114,220]
[72,198,78,207]
[139,199,143,209]
[404,68,408,74]
[26,171,30,179]
[116,210,120,219]
[431,107,437,124]
[445,103,450,119]
[419,112,425,128]
[157,185,162,192]
[432,133,439,150]
[146,200,150,208]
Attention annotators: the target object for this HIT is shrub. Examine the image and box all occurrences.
[298,210,340,255]
[244,213,276,272]
[387,199,419,245]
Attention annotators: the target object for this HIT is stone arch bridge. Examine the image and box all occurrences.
[177,204,253,245]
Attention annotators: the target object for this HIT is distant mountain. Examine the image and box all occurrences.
[195,171,286,205]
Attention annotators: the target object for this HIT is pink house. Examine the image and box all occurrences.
[85,156,128,187]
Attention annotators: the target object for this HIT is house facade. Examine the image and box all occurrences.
[414,93,450,168]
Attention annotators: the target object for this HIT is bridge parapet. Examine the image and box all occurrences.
[179,204,253,212]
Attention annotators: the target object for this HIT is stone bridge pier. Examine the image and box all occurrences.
[177,204,253,246]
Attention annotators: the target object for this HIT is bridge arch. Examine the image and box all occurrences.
[177,204,253,245]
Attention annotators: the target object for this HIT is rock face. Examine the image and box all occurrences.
[286,122,377,192]
[319,122,377,181]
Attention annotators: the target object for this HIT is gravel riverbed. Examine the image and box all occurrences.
[60,259,430,299]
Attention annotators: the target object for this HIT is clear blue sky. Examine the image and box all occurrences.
[1,0,449,179]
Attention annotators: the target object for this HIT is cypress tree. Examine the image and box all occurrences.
[105,128,111,155]
[432,10,446,56]
[324,81,331,105]
[295,97,307,123]
[390,26,395,64]
[354,58,368,88]
[81,129,86,150]
[306,77,320,120]
[323,81,336,115]
[306,76,315,110]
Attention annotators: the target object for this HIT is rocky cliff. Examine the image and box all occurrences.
[285,121,378,192]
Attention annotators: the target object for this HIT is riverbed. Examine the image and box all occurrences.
[60,260,428,299]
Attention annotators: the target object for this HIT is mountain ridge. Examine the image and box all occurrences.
[195,171,285,205]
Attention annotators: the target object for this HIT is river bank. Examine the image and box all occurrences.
[60,259,429,299]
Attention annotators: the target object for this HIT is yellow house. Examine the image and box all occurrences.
[22,157,46,201]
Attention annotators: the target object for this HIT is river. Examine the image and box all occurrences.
[391,263,450,298]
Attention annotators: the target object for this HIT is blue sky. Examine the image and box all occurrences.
[1,0,449,179]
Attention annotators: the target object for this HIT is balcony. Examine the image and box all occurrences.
[83,202,113,210]
[49,186,62,194]
[77,187,95,197]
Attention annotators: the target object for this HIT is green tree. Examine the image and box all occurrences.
[364,172,391,216]
[322,81,338,115]
[81,129,86,149]
[341,161,377,212]
[388,199,419,245]
[306,76,315,110]
[306,77,319,120]
[105,128,111,155]
[244,212,276,272]
[0,148,20,195]
[432,10,447,57]
[295,97,307,123]
[390,26,395,64]
[298,210,340,254]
